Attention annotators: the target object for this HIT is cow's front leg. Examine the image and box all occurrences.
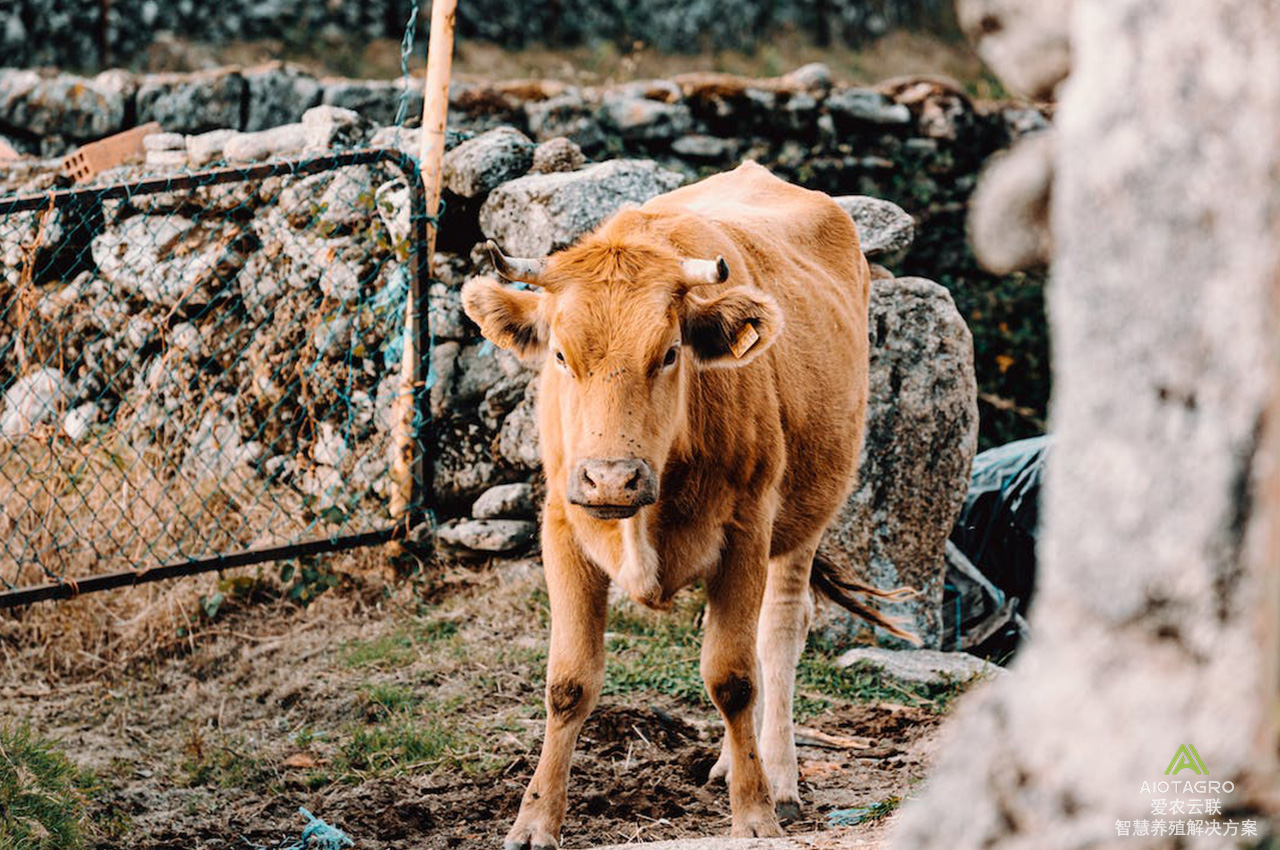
[703,530,782,838]
[505,514,609,850]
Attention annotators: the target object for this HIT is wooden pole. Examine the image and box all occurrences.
[389,0,456,526]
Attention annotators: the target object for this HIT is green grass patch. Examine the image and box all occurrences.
[0,725,93,849]
[602,598,710,707]
[599,602,970,719]
[340,617,460,670]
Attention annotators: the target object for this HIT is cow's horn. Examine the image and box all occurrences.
[486,240,544,286]
[680,256,729,286]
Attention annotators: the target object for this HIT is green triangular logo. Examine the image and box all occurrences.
[1165,744,1208,775]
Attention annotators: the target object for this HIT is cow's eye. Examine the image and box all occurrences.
[663,345,679,368]
[554,350,567,370]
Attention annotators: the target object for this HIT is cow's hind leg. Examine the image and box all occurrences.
[708,540,816,822]
[504,514,609,850]
[756,539,819,822]
[703,531,782,838]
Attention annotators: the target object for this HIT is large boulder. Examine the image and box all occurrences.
[479,159,684,257]
[0,69,126,140]
[817,276,979,649]
[833,195,915,262]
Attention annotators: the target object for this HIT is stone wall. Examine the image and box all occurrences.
[1,1,957,70]
[0,61,1050,450]
[0,62,1027,644]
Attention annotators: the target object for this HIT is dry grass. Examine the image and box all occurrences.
[0,423,402,677]
[139,30,1001,96]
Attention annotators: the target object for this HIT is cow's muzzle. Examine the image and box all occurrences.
[568,458,657,520]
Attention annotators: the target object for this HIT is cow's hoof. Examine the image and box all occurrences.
[732,814,784,838]
[776,799,802,824]
[503,823,559,850]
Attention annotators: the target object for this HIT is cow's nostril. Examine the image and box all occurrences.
[581,467,596,489]
[624,468,641,491]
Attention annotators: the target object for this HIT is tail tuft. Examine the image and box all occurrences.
[810,553,923,647]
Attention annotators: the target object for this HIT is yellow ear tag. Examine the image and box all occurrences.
[730,324,760,359]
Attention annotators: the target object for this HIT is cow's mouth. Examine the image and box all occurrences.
[579,504,642,521]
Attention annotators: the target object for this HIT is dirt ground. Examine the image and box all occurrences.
[0,554,959,849]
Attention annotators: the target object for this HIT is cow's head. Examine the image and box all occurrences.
[462,231,783,520]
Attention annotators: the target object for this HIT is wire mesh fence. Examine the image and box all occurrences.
[0,149,432,607]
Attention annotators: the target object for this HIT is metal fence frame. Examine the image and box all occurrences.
[0,148,433,609]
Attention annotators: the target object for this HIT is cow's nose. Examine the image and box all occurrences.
[568,458,657,510]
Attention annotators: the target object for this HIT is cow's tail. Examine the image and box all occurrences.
[810,553,924,646]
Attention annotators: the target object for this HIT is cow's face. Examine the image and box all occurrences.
[462,237,783,520]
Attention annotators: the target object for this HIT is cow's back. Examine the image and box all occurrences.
[640,162,871,556]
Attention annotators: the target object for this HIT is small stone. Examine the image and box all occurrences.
[525,92,605,152]
[63,402,99,442]
[186,129,239,166]
[302,104,360,128]
[313,315,352,357]
[437,518,537,552]
[312,422,349,468]
[472,482,538,520]
[782,62,834,94]
[672,134,733,159]
[145,149,188,168]
[142,132,186,151]
[169,322,202,358]
[530,137,586,174]
[1,368,69,440]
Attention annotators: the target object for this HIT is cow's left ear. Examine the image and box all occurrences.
[461,275,545,360]
[681,286,784,368]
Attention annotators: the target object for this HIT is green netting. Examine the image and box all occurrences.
[0,150,431,601]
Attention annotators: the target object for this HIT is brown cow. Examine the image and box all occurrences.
[462,161,915,847]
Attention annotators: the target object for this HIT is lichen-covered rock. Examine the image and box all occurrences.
[817,277,978,649]
[243,63,323,132]
[479,159,684,257]
[471,482,537,520]
[137,69,246,134]
[836,647,1005,686]
[496,380,540,471]
[832,195,915,261]
[442,126,535,199]
[0,69,126,140]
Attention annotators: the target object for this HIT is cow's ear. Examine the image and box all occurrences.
[681,286,784,368]
[461,276,545,359]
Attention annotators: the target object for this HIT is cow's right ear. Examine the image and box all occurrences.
[461,276,545,359]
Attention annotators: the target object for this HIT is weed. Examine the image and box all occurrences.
[0,725,90,849]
